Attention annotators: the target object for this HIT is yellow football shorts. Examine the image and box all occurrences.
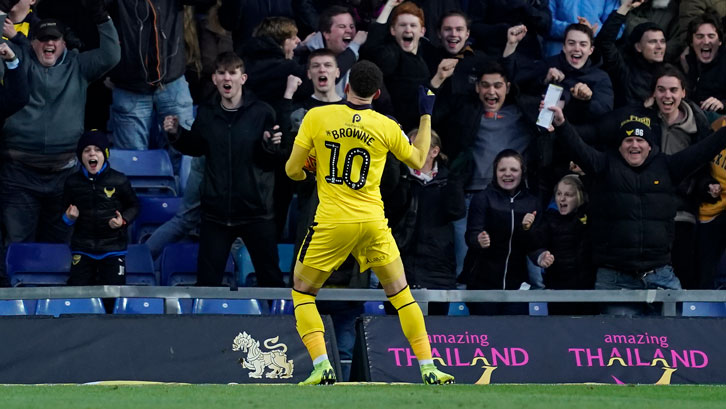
[296,219,401,287]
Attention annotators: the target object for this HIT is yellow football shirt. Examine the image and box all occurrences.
[294,102,413,223]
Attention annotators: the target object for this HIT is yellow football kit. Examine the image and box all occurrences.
[293,102,413,274]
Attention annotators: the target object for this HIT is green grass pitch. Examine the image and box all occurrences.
[1,384,725,409]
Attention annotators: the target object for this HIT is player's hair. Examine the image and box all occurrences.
[408,128,447,165]
[253,16,298,48]
[307,48,338,66]
[390,1,424,28]
[438,10,470,31]
[215,51,245,73]
[651,63,689,92]
[492,149,526,186]
[318,5,354,33]
[348,60,382,98]
[555,174,587,208]
[564,23,594,45]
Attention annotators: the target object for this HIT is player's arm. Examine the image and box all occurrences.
[401,86,436,169]
[285,143,312,181]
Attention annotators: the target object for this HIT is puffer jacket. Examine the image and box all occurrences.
[63,165,139,254]
[462,183,540,289]
[557,120,726,272]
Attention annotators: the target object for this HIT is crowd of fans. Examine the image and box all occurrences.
[1,0,726,321]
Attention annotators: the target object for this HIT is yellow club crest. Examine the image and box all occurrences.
[72,254,81,265]
[104,187,116,198]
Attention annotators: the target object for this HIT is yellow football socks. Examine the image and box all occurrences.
[388,285,432,361]
[292,289,328,360]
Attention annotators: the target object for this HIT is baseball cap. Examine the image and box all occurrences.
[32,19,65,41]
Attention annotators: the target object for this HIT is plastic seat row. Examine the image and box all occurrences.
[0,298,283,316]
[5,243,158,287]
[5,242,296,287]
[110,149,178,197]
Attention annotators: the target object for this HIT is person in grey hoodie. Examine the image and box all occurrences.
[0,1,120,249]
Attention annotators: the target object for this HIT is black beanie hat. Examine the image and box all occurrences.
[619,117,654,147]
[629,22,663,45]
[76,130,110,161]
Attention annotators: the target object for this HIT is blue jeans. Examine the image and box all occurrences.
[145,157,203,260]
[594,265,682,316]
[111,76,194,150]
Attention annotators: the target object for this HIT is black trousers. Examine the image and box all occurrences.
[697,214,726,289]
[197,218,284,287]
[672,220,698,289]
[67,254,126,286]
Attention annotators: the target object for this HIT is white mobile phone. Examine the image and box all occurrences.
[536,84,564,129]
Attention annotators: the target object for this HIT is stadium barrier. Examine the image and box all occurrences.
[1,287,725,384]
[2,286,726,315]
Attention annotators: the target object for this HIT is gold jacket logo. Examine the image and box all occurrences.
[232,331,294,379]
[104,187,115,198]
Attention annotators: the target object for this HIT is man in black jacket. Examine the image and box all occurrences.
[681,12,726,118]
[549,104,726,315]
[108,0,213,150]
[597,0,666,107]
[163,51,285,287]
[510,23,614,126]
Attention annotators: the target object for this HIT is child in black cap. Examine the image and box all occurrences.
[62,130,139,286]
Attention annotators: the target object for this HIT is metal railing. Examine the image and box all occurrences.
[2,286,726,316]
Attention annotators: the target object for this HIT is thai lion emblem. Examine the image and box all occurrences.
[232,331,294,379]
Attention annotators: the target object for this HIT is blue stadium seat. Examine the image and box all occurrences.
[270,299,294,315]
[113,297,165,314]
[192,298,265,315]
[125,244,159,285]
[35,298,105,316]
[0,300,36,316]
[160,242,236,286]
[529,302,549,316]
[131,196,182,243]
[239,243,296,287]
[448,302,470,316]
[109,149,178,196]
[5,243,71,287]
[364,301,386,315]
[682,302,726,317]
[170,298,194,314]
